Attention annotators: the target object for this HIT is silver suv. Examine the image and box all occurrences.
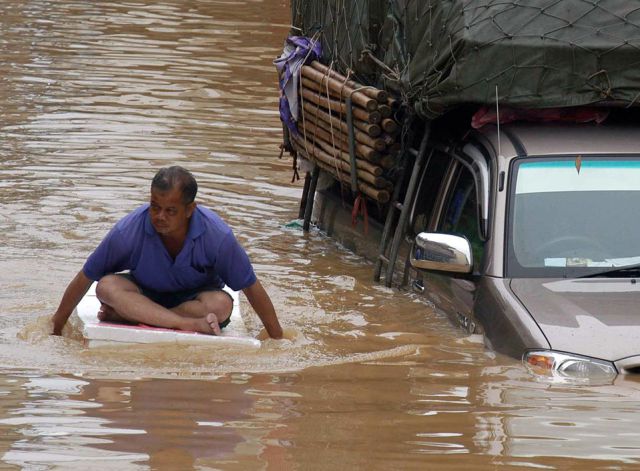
[410,123,640,379]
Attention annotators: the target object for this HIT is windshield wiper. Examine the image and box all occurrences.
[580,262,640,278]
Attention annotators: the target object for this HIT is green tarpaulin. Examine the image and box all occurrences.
[291,0,640,119]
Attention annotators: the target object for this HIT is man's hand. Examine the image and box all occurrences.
[51,271,93,335]
[51,314,66,336]
[243,279,283,339]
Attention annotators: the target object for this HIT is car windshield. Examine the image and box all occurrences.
[507,156,640,277]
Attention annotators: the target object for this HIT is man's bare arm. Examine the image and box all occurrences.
[52,270,93,335]
[243,279,283,339]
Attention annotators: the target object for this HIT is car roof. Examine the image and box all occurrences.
[476,123,640,159]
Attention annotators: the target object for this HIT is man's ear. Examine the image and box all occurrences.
[186,201,196,218]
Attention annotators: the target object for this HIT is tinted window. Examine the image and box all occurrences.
[439,165,484,268]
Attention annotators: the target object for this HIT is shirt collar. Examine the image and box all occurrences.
[144,204,155,236]
[186,205,205,239]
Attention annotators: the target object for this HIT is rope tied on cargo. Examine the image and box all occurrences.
[327,61,348,182]
[286,144,300,183]
[361,48,402,84]
[587,70,613,99]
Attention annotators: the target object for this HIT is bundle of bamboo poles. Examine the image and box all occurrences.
[290,61,402,204]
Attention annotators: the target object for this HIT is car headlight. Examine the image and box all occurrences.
[523,350,617,379]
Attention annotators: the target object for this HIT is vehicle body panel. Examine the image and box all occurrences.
[475,277,551,357]
[510,278,640,361]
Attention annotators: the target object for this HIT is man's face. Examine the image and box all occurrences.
[149,186,195,237]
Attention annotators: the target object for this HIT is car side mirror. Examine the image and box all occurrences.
[410,232,473,274]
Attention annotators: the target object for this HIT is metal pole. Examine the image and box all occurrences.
[298,171,312,219]
[384,121,431,286]
[303,165,320,232]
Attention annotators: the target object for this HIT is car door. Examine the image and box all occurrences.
[409,150,460,320]
[419,157,486,334]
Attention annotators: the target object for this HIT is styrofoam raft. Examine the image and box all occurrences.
[73,283,261,348]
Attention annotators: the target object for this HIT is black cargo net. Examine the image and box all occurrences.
[291,0,640,119]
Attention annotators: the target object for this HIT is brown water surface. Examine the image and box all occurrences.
[1,1,640,469]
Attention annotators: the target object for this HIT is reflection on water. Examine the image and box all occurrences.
[477,370,640,466]
[3,366,640,469]
[0,374,292,469]
[1,0,640,468]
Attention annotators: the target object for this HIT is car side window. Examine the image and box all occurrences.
[439,165,484,269]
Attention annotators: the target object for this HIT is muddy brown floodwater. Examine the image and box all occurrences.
[1,1,640,469]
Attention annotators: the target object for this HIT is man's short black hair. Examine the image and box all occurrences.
[151,166,198,205]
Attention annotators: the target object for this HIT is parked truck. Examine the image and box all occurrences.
[277,0,640,379]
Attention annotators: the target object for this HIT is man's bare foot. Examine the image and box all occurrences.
[186,314,221,335]
[98,304,130,324]
[206,313,221,335]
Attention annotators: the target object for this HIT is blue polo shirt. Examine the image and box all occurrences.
[83,204,257,293]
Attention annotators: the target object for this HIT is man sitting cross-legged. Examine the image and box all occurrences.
[51,165,283,339]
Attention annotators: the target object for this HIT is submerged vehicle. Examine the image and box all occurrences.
[312,121,640,379]
[278,0,640,377]
[408,123,640,378]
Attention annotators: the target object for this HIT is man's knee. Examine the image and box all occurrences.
[95,274,138,304]
[199,291,233,317]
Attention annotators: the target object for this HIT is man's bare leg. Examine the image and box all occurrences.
[172,291,232,322]
[95,275,220,335]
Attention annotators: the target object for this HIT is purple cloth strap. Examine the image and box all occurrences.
[274,36,321,134]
